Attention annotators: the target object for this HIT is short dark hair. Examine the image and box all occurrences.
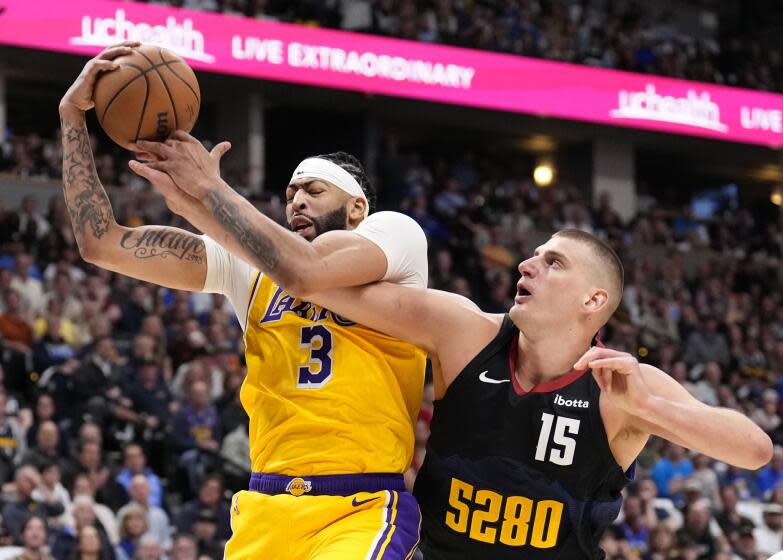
[553,229,624,314]
[314,151,376,213]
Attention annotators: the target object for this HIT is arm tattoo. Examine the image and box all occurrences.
[204,190,281,271]
[119,228,205,264]
[61,116,113,240]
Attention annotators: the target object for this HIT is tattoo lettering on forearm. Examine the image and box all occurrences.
[61,117,113,240]
[120,229,205,263]
[205,190,281,271]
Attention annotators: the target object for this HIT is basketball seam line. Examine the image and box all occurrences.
[98,59,185,127]
[135,47,179,132]
[99,63,145,126]
[157,49,200,104]
[162,57,201,107]
[134,71,152,144]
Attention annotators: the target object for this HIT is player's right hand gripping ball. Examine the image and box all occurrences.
[93,44,200,150]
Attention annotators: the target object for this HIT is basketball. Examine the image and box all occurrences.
[93,44,200,150]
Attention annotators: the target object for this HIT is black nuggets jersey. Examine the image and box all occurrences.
[414,316,632,559]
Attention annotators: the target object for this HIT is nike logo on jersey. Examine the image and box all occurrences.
[554,393,590,408]
[478,370,511,384]
[352,496,380,507]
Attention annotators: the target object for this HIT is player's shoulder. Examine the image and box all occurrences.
[359,211,424,234]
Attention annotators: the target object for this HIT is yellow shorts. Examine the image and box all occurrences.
[225,477,421,560]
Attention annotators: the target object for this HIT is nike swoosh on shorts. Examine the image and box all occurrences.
[352,496,381,507]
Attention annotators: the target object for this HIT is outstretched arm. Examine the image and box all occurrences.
[129,135,405,297]
[306,283,501,389]
[59,42,207,292]
[575,348,773,470]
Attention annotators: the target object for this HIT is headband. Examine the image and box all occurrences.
[290,157,369,218]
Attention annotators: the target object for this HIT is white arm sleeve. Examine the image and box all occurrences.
[201,236,257,330]
[353,211,428,288]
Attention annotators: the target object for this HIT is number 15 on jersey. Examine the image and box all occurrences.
[535,413,580,466]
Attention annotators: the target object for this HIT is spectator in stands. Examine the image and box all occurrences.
[715,484,754,548]
[65,441,127,512]
[51,495,113,560]
[116,475,172,551]
[11,252,45,314]
[170,533,198,560]
[20,421,61,470]
[17,195,51,245]
[123,360,171,441]
[134,534,164,560]
[44,271,82,328]
[31,462,70,516]
[643,523,677,560]
[219,422,250,492]
[0,388,26,484]
[67,473,119,545]
[721,462,763,501]
[26,393,67,456]
[754,502,783,557]
[757,445,783,496]
[115,504,148,560]
[214,366,245,437]
[682,317,731,368]
[31,313,78,374]
[651,443,695,499]
[174,475,230,543]
[116,285,151,337]
[615,494,651,555]
[171,380,220,494]
[2,465,65,544]
[692,361,722,407]
[0,288,34,349]
[190,509,223,560]
[734,525,760,560]
[675,500,723,559]
[115,445,163,509]
[690,454,721,507]
[70,525,109,560]
[752,389,782,437]
[73,337,133,435]
[16,515,53,560]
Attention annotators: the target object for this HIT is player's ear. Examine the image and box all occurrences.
[348,196,367,223]
[583,288,609,315]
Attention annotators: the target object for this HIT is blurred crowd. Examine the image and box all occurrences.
[128,0,783,93]
[1,131,782,558]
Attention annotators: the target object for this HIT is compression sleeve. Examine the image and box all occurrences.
[353,211,428,288]
[201,235,257,330]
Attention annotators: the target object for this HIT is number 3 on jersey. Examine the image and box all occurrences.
[297,325,333,388]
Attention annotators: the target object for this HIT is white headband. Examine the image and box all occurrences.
[290,158,369,217]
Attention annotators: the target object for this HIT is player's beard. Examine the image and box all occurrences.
[295,206,348,240]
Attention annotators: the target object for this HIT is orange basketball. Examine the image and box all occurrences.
[93,44,200,150]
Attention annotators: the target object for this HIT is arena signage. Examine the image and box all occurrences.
[1,0,782,147]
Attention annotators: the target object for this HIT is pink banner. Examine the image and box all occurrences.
[1,0,782,147]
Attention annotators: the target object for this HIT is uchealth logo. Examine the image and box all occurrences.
[69,8,215,63]
[610,84,728,133]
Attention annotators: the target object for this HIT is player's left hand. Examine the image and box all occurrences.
[573,347,651,416]
[131,131,231,201]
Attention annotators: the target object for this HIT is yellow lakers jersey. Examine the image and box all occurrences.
[241,273,426,475]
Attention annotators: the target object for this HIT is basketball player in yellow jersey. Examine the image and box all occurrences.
[61,43,426,560]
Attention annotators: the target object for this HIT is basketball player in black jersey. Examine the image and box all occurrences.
[299,229,772,559]
[131,141,772,558]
